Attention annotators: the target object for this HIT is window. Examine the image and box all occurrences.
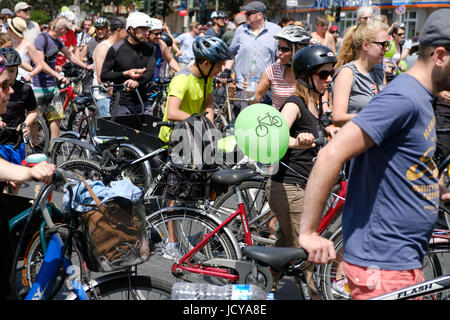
[400,10,417,40]
[338,10,356,33]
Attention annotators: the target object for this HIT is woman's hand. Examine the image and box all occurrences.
[296,132,316,149]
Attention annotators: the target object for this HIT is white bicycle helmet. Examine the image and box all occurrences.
[274,25,311,46]
[210,10,226,19]
[59,10,76,23]
[126,12,152,29]
[149,18,163,31]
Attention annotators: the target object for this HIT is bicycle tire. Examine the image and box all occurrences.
[60,101,74,131]
[318,228,445,300]
[21,228,89,293]
[68,274,172,300]
[57,158,106,181]
[27,116,50,155]
[105,145,150,190]
[147,208,239,285]
[50,133,86,165]
[213,180,276,246]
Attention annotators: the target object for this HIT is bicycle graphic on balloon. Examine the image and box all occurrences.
[255,112,283,137]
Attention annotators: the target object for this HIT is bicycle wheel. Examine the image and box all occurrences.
[50,133,86,165]
[106,145,150,190]
[212,180,276,246]
[319,228,445,300]
[57,158,105,181]
[71,274,172,300]
[21,229,89,293]
[27,116,50,155]
[146,208,238,285]
[60,101,74,131]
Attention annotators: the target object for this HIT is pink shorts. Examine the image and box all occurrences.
[343,262,424,300]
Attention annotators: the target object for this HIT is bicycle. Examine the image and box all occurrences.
[10,168,172,300]
[241,228,450,300]
[255,113,282,137]
[147,77,171,119]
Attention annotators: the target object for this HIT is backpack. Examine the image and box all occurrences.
[42,32,60,63]
[168,112,218,171]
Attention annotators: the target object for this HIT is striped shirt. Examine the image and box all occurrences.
[265,62,296,110]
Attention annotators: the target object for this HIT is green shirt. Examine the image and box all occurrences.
[158,67,213,142]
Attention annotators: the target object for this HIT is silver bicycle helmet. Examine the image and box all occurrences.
[0,47,21,67]
[273,25,311,46]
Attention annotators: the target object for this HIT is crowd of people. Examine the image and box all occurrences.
[0,0,447,301]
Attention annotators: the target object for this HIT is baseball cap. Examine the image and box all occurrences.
[418,9,450,46]
[109,17,126,31]
[243,1,267,14]
[14,2,31,13]
[1,8,13,16]
[329,25,338,33]
[234,14,246,25]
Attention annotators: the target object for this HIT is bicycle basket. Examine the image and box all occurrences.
[70,176,150,272]
[163,164,225,200]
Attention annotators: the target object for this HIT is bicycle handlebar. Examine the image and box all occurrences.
[0,123,26,150]
[152,121,175,128]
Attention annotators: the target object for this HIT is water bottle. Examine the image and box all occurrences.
[171,282,270,300]
[245,60,259,99]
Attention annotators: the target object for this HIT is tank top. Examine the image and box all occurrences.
[332,61,384,114]
[92,40,113,100]
[271,95,324,186]
[264,62,296,110]
[17,48,31,81]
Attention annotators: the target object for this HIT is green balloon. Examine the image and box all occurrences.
[61,6,69,12]
[234,103,289,164]
[398,60,407,73]
[385,40,396,58]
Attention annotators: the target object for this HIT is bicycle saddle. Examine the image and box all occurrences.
[74,96,94,106]
[211,169,256,186]
[242,246,307,272]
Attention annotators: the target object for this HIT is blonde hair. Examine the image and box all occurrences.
[50,17,69,32]
[336,19,388,70]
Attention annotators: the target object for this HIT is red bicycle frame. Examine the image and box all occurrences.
[59,84,77,112]
[169,178,347,282]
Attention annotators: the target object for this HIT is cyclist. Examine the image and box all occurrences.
[158,36,232,259]
[0,54,55,300]
[205,10,227,39]
[0,47,37,194]
[266,44,339,297]
[6,16,43,82]
[92,17,127,117]
[298,9,450,300]
[251,25,311,110]
[32,16,93,140]
[55,10,78,72]
[100,12,155,116]
[147,18,180,82]
[311,16,336,54]
[225,1,281,115]
[174,21,202,69]
[332,18,388,126]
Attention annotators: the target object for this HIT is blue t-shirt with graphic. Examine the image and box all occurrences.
[343,73,439,271]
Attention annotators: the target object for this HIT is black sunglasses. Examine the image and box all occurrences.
[278,46,291,53]
[395,32,405,36]
[372,40,390,50]
[151,32,162,36]
[315,69,334,80]
[245,11,258,17]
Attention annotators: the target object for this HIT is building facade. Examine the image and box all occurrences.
[277,0,450,39]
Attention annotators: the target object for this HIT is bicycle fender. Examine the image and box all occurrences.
[147,206,242,259]
[120,143,152,181]
[51,137,100,154]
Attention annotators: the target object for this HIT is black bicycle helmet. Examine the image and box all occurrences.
[292,45,336,93]
[211,10,227,19]
[193,36,232,63]
[0,47,21,67]
[93,17,109,28]
[161,32,173,47]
